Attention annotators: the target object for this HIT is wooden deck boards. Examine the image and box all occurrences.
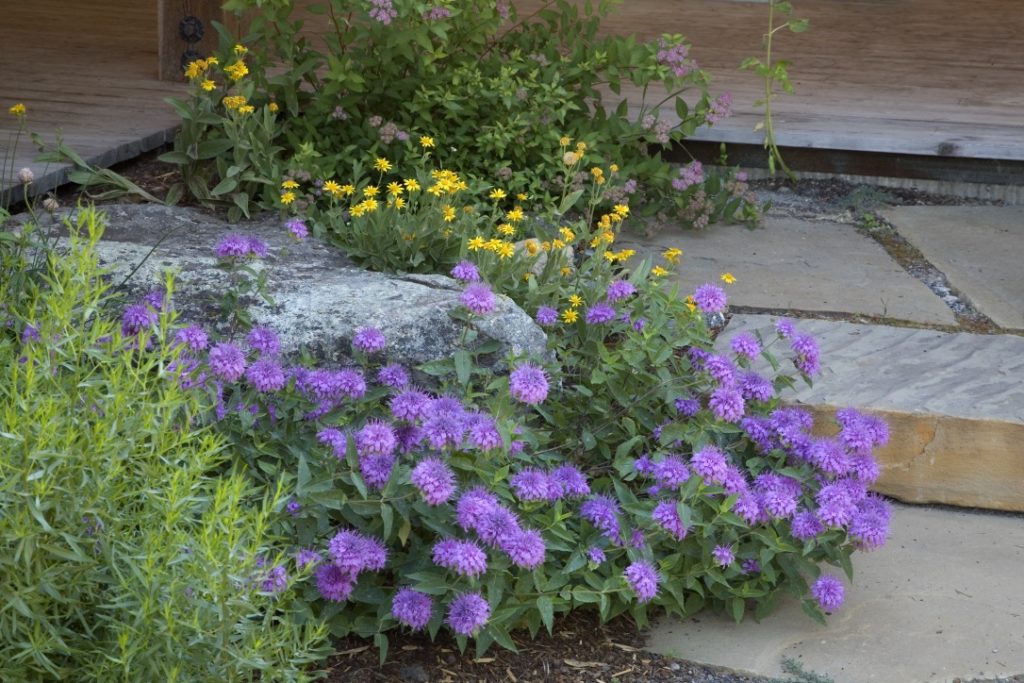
[0,0,185,201]
[2,0,1022,202]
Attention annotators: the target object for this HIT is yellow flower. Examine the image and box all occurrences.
[721,272,737,284]
[541,241,552,252]
[575,141,587,152]
[225,60,249,81]
[561,266,573,276]
[206,57,219,66]
[568,294,583,308]
[615,249,636,261]
[485,238,503,252]
[652,266,669,277]
[404,178,421,192]
[613,204,630,218]
[506,207,524,223]
[239,104,256,115]
[200,79,216,92]
[359,198,379,213]
[363,185,379,198]
[559,227,576,242]
[323,180,343,197]
[281,179,300,189]
[222,95,247,110]
[280,191,296,205]
[559,136,571,147]
[562,309,579,323]
[419,136,435,148]
[562,151,579,166]
[350,203,368,218]
[603,250,616,263]
[488,188,507,201]
[522,273,533,281]
[610,164,619,173]
[8,103,26,117]
[442,205,456,222]
[374,157,392,173]
[392,197,407,210]
[387,182,404,196]
[468,236,487,251]
[497,223,516,237]
[663,247,683,264]
[496,242,515,259]
[234,44,248,55]
[524,239,540,255]
[590,167,604,178]
[685,295,697,312]
[595,176,606,185]
[517,193,528,201]
[184,60,206,79]
[552,239,566,250]
[268,102,279,112]
[339,183,356,196]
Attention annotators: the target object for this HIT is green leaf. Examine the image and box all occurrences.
[536,595,555,634]
[789,18,810,32]
[729,597,745,622]
[454,350,471,387]
[210,176,238,197]
[557,190,584,215]
[381,505,393,540]
[374,633,389,665]
[196,139,235,160]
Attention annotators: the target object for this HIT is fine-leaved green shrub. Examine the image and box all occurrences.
[0,208,330,681]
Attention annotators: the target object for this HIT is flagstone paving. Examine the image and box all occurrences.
[880,206,1024,330]
[645,503,1024,683]
[623,217,958,326]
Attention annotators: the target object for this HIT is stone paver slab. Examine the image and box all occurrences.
[645,503,1024,683]
[881,206,1024,329]
[720,315,1024,511]
[622,218,956,325]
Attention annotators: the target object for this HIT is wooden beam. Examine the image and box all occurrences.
[157,0,230,81]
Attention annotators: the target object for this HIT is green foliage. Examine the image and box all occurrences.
[0,208,330,681]
[163,0,759,227]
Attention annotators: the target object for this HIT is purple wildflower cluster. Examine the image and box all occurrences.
[624,560,659,603]
[455,488,546,570]
[672,160,704,191]
[535,306,558,326]
[509,363,549,404]
[450,260,480,283]
[656,38,696,78]
[460,282,497,315]
[706,92,733,125]
[315,528,387,602]
[215,233,268,260]
[353,326,387,353]
[509,464,590,502]
[368,0,398,24]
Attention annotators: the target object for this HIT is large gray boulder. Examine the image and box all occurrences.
[20,203,548,369]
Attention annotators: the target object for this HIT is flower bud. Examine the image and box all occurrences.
[17,167,34,184]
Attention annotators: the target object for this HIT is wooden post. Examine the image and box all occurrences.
[157,0,231,81]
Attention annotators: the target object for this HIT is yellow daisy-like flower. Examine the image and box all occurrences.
[575,141,587,152]
[442,205,456,222]
[562,309,579,323]
[721,272,737,284]
[234,44,248,55]
[517,193,528,201]
[603,250,617,263]
[496,242,515,259]
[184,60,206,79]
[419,136,435,148]
[238,103,255,114]
[404,178,421,192]
[206,57,219,66]
[524,239,540,256]
[560,266,573,276]
[663,247,683,264]
[559,227,576,243]
[359,198,379,213]
[468,236,487,251]
[613,204,630,218]
[615,249,636,262]
[559,136,571,147]
[568,294,583,308]
[222,95,247,110]
[268,102,280,112]
[610,164,619,173]
[488,188,507,201]
[652,266,669,277]
[350,203,368,218]
[497,224,516,237]
[363,185,379,198]
[506,207,524,223]
[225,60,249,81]
[280,191,296,205]
[393,197,406,210]
[552,239,566,250]
[591,167,604,179]
[200,79,216,92]
[387,182,404,196]
[485,238,503,252]
[8,103,26,117]
[541,241,552,252]
[281,179,300,189]
[339,183,356,197]
[685,295,697,312]
[595,176,606,186]
[374,157,392,173]
[323,180,343,197]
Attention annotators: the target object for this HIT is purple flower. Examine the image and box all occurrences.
[315,563,356,602]
[632,317,647,332]
[811,574,845,611]
[691,446,729,484]
[551,465,590,498]
[446,593,490,635]
[674,397,700,417]
[693,283,728,314]
[391,389,431,421]
[703,355,736,385]
[433,539,488,578]
[422,412,466,450]
[775,318,796,338]
[580,496,621,542]
[741,416,775,452]
[335,369,367,399]
[849,496,890,550]
[848,454,880,483]
[791,333,821,376]
[730,332,761,360]
[121,303,158,337]
[450,260,481,283]
[317,427,347,458]
[286,499,302,516]
[175,325,208,352]
[208,342,246,382]
[328,529,387,572]
[722,467,749,495]
[215,234,267,259]
[741,558,760,574]
[733,493,765,525]
[740,372,775,402]
[411,457,457,505]
[809,438,850,476]
[20,324,41,343]
[286,218,309,240]
[246,357,286,393]
[709,386,745,422]
[712,544,735,568]
[652,500,688,540]
[791,509,823,541]
[510,468,557,502]
[706,92,733,125]
[624,560,659,603]
[466,412,502,451]
[657,37,695,78]
[392,588,433,630]
[353,326,386,353]
[585,303,616,324]
[476,507,522,547]
[606,279,637,302]
[295,548,322,569]
[356,420,397,456]
[360,453,396,488]
[396,424,425,452]
[535,306,558,326]
[456,488,499,532]
[653,456,690,488]
[672,161,704,191]
[499,528,546,569]
[377,363,409,388]
[246,326,280,356]
[634,455,654,476]
[260,564,289,593]
[460,283,497,315]
[369,0,398,24]
[509,364,549,404]
[587,546,606,564]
